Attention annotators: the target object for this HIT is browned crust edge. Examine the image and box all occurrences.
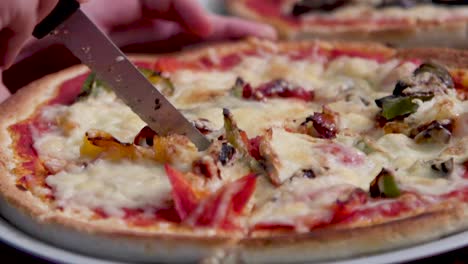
[239,207,468,263]
[226,0,468,48]
[0,39,467,262]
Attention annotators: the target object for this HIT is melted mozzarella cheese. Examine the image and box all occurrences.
[368,134,468,195]
[250,181,352,231]
[260,128,381,186]
[406,92,467,128]
[185,98,313,137]
[371,133,442,170]
[35,93,145,161]
[46,160,171,217]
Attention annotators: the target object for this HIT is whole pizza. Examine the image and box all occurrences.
[227,0,468,48]
[1,38,468,262]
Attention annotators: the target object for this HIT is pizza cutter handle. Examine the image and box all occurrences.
[33,0,80,39]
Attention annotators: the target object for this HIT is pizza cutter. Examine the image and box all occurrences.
[32,0,211,150]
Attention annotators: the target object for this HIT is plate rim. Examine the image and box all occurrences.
[1,214,468,264]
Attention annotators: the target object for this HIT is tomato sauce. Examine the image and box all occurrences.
[123,207,181,227]
[9,73,88,194]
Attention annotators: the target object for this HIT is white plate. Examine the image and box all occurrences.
[1,214,468,264]
[1,1,468,263]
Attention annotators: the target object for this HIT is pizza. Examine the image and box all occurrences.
[0,38,468,262]
[227,0,468,48]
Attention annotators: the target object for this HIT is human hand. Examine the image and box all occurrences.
[1,0,277,103]
[0,0,59,68]
[81,0,277,50]
[0,0,59,102]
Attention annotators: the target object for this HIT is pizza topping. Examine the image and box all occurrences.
[231,78,314,102]
[193,156,220,179]
[80,128,199,170]
[300,106,339,139]
[133,126,157,147]
[376,95,420,120]
[138,68,175,96]
[164,164,200,220]
[77,72,110,100]
[223,108,264,174]
[231,77,252,98]
[223,108,249,155]
[260,128,372,186]
[218,142,236,165]
[80,130,145,161]
[78,68,174,101]
[152,134,199,168]
[369,169,401,198]
[255,79,314,101]
[165,164,256,229]
[260,128,318,185]
[413,120,452,144]
[46,160,172,217]
[192,118,215,135]
[297,169,316,179]
[430,158,454,176]
[413,62,454,89]
[393,62,453,98]
[374,62,452,120]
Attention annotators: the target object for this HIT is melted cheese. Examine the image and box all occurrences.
[46,160,170,217]
[261,128,380,186]
[250,182,353,231]
[35,93,145,161]
[406,91,468,127]
[368,134,468,195]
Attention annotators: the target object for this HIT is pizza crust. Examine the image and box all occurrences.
[239,207,468,263]
[0,39,467,262]
[227,0,468,48]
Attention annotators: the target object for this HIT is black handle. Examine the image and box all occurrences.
[33,0,80,39]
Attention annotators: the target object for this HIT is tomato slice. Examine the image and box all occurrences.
[165,164,256,229]
[164,164,199,220]
[187,173,257,229]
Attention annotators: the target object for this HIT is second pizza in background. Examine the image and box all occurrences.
[227,0,468,48]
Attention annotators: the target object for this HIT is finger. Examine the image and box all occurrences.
[140,0,212,37]
[110,19,183,48]
[207,15,277,41]
[36,0,58,21]
[81,0,141,32]
[109,20,204,53]
[0,0,39,68]
[0,70,11,103]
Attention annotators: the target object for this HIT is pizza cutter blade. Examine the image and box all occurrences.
[32,0,211,151]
